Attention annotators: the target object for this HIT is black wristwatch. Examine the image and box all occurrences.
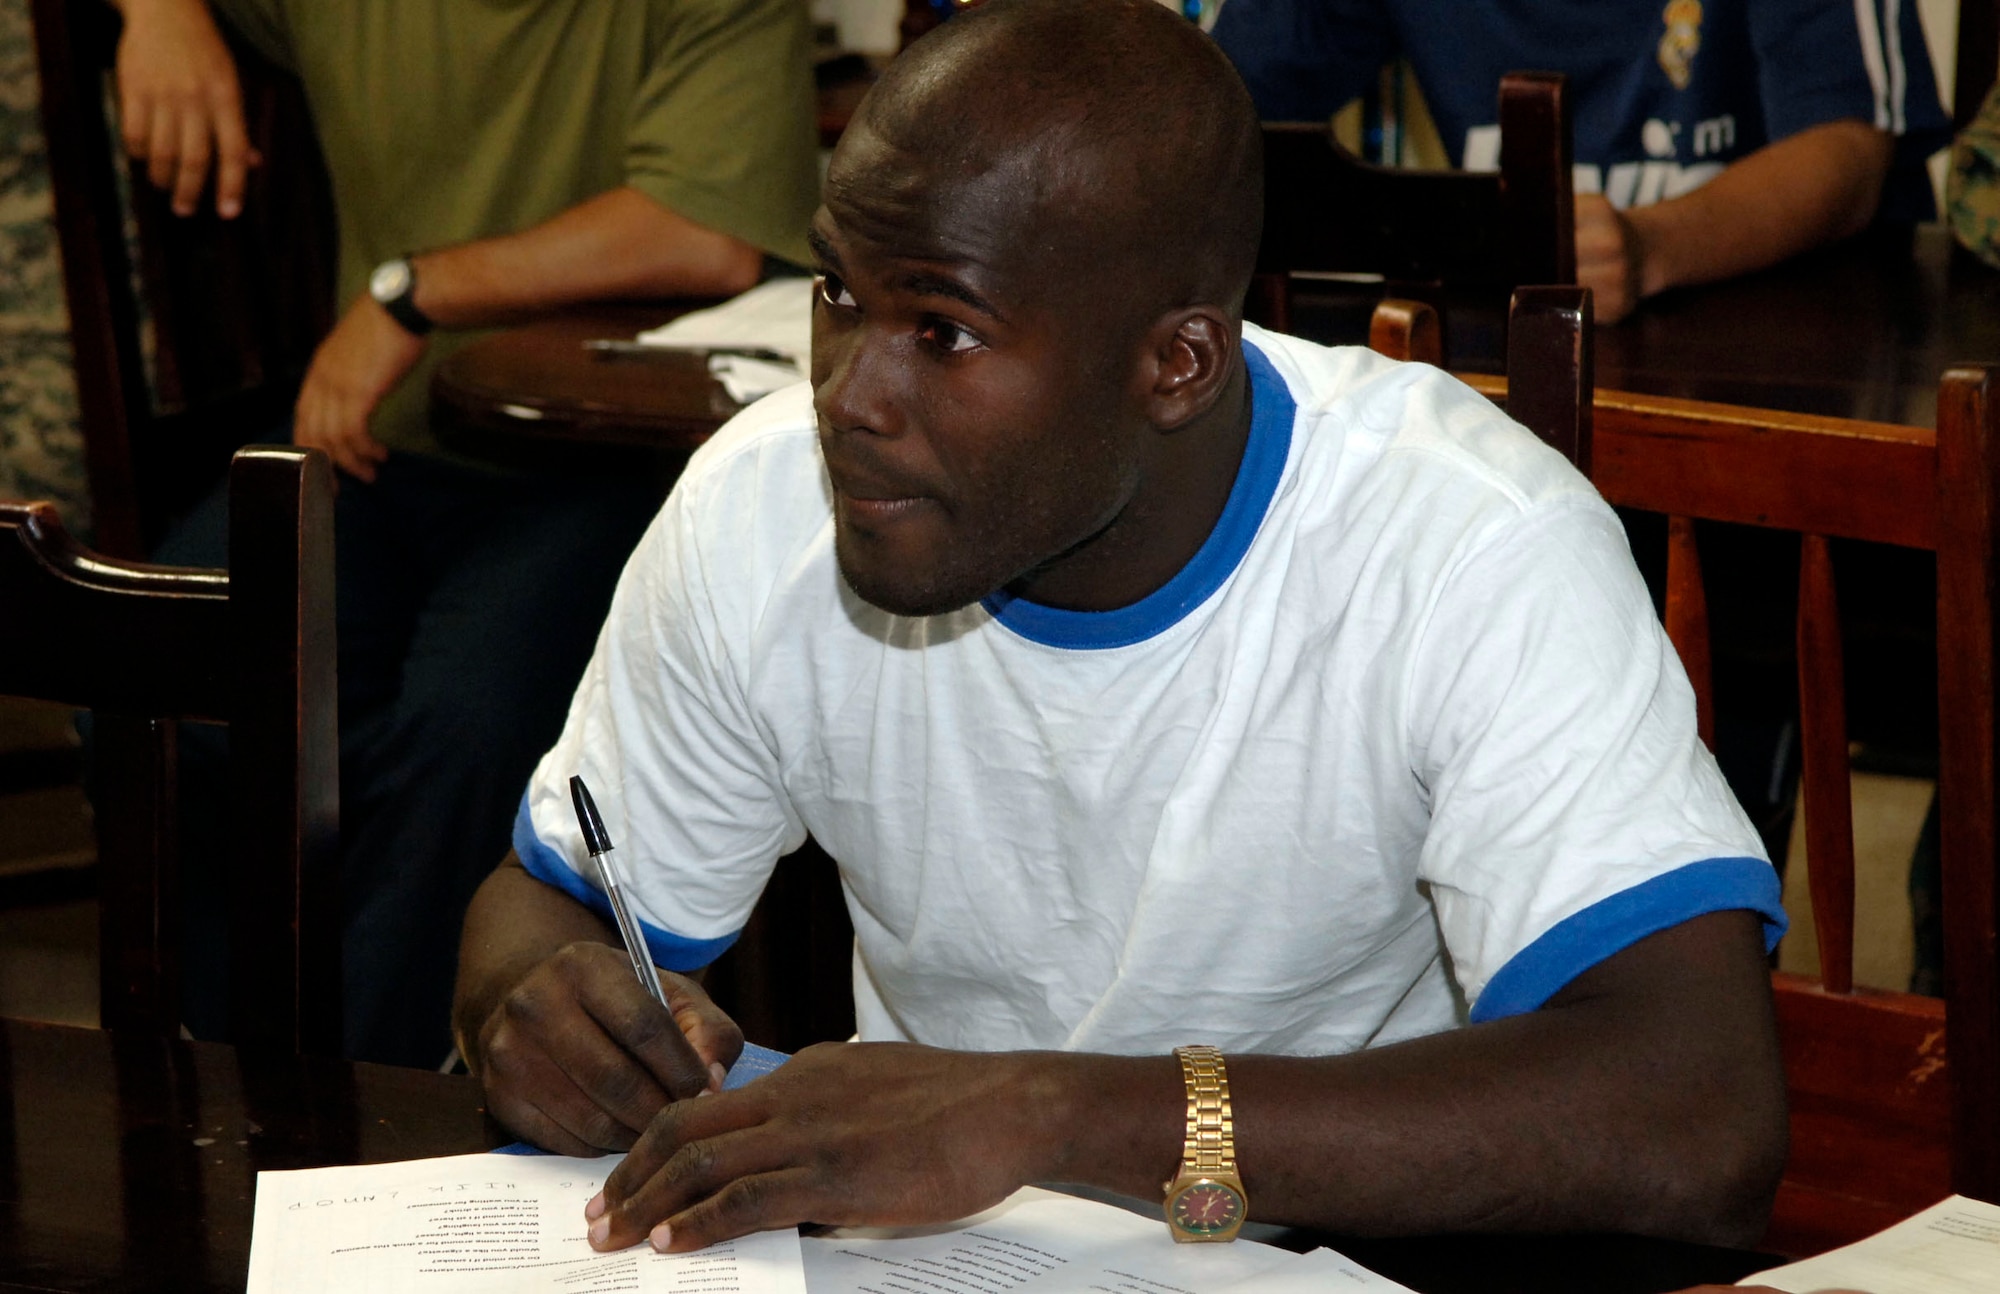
[368,256,434,336]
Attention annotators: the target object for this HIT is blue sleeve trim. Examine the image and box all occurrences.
[1469,857,1786,1023]
[511,791,743,972]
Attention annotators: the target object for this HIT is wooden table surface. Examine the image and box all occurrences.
[433,225,2000,460]
[0,1018,1782,1294]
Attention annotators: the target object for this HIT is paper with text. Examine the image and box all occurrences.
[802,1188,1321,1294]
[1740,1194,2000,1294]
[247,1152,805,1294]
[1211,1247,1419,1293]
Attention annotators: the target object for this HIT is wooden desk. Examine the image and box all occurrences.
[0,1019,1781,1294]
[1445,223,2000,426]
[433,227,2000,458]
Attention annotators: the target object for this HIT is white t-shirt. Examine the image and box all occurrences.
[516,324,1781,1056]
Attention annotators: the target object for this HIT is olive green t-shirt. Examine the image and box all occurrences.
[211,0,820,459]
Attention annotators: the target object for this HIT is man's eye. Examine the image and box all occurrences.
[817,273,856,309]
[918,318,980,354]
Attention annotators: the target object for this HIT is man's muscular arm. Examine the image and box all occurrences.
[1578,119,1894,323]
[478,898,1781,1254]
[454,852,745,1158]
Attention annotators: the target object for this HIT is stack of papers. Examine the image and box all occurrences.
[1741,1195,2000,1294]
[248,1155,1413,1294]
[637,278,814,403]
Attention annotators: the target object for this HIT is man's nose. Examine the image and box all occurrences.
[813,321,903,440]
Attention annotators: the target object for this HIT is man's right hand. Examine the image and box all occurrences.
[474,942,745,1157]
[113,0,261,218]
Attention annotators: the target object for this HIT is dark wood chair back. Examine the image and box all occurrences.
[0,446,340,1053]
[1460,355,2000,1251]
[1251,71,1574,337]
[1368,286,1592,473]
[30,0,336,557]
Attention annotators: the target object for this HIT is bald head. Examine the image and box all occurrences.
[832,0,1263,323]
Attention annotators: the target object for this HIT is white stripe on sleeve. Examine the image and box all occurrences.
[1851,0,1892,129]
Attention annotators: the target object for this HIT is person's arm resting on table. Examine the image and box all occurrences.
[459,858,1783,1253]
[1578,119,1893,323]
[290,188,763,483]
[110,0,769,483]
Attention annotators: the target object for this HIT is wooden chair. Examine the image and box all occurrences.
[1368,286,1592,473]
[0,446,340,1054]
[1456,351,2000,1251]
[1251,71,1574,345]
[30,0,337,557]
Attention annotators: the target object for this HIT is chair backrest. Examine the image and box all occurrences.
[1251,71,1574,337]
[1368,286,1592,473]
[1463,355,2000,1251]
[0,446,340,1053]
[29,0,336,556]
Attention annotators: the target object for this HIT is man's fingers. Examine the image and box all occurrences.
[579,966,717,1102]
[484,1023,643,1153]
[211,92,253,218]
[120,89,152,159]
[658,1167,822,1253]
[596,1117,789,1250]
[661,973,745,1078]
[172,111,214,216]
[603,1088,759,1207]
[517,991,674,1140]
[146,107,181,191]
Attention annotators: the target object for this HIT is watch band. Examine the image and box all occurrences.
[371,256,434,336]
[1176,1044,1235,1175]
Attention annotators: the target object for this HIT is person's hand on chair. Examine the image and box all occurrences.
[292,296,426,483]
[113,0,261,218]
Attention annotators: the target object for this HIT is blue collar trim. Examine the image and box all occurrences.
[979,339,1295,651]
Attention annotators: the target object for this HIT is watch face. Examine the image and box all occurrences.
[370,260,411,302]
[1170,1180,1245,1235]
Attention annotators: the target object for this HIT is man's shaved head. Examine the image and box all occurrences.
[809,0,1265,622]
[834,0,1263,326]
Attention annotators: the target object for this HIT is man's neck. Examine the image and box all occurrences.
[1005,360,1255,613]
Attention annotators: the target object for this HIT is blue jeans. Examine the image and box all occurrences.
[156,447,665,1065]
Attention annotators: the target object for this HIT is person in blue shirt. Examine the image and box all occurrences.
[1211,0,1950,322]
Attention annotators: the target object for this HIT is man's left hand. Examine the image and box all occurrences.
[293,295,425,482]
[584,1042,1061,1253]
[1574,193,1643,325]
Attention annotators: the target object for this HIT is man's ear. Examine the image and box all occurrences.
[1140,306,1239,431]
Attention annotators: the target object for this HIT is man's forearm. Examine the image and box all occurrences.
[1627,119,1894,298]
[1025,911,1786,1246]
[453,850,625,1071]
[408,187,766,330]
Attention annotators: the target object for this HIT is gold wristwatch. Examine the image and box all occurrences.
[1163,1045,1247,1242]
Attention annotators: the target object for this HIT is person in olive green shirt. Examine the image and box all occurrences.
[110,0,821,1066]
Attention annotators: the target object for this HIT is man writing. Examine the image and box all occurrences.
[456,0,1789,1257]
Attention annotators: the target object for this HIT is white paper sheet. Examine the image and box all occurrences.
[636,278,814,364]
[1740,1194,2000,1294]
[247,1151,806,1294]
[802,1187,1313,1294]
[1211,1246,1419,1293]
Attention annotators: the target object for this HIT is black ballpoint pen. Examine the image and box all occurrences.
[569,775,672,1010]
